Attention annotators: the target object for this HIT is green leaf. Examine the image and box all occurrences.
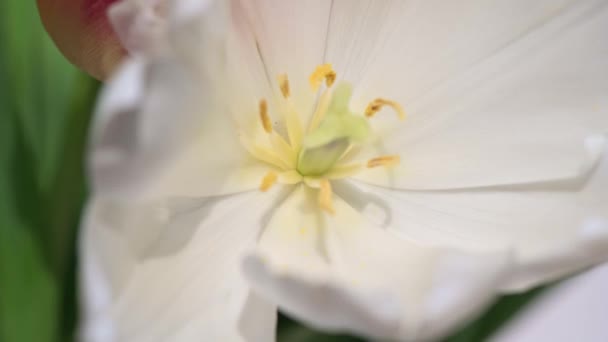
[442,286,547,342]
[277,314,364,342]
[0,1,99,341]
[0,80,59,342]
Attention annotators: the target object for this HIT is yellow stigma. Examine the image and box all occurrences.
[309,63,336,91]
[259,171,278,191]
[259,99,272,133]
[367,155,400,168]
[318,179,335,214]
[365,98,406,120]
[278,74,291,98]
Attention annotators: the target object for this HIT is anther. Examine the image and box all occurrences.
[259,171,278,192]
[310,64,336,91]
[365,98,406,120]
[367,155,400,168]
[259,99,272,133]
[318,179,335,214]
[325,70,336,87]
[278,74,290,98]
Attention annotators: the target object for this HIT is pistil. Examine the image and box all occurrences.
[296,83,370,176]
[242,64,406,215]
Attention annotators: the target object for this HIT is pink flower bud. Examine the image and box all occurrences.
[37,0,126,79]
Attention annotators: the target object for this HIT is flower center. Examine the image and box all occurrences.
[297,83,370,176]
[241,64,404,214]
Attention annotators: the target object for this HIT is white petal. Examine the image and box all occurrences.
[93,0,303,200]
[80,200,136,342]
[236,0,332,121]
[170,0,215,23]
[167,0,272,102]
[338,0,608,189]
[91,44,267,200]
[348,135,608,293]
[243,185,512,340]
[323,0,406,86]
[237,292,277,342]
[109,0,168,56]
[80,197,182,341]
[492,263,608,342]
[81,189,283,342]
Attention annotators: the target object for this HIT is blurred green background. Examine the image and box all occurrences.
[0,0,98,341]
[0,1,544,341]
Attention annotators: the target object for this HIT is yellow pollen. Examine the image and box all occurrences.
[259,99,272,133]
[365,98,406,120]
[318,179,335,214]
[309,64,337,91]
[325,71,337,87]
[259,171,278,192]
[278,74,290,98]
[367,155,400,168]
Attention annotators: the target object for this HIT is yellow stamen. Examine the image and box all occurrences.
[307,87,332,132]
[367,155,400,168]
[303,177,322,188]
[278,74,290,98]
[326,71,336,87]
[259,171,278,192]
[318,179,335,214]
[309,64,336,91]
[270,133,297,165]
[241,139,292,170]
[283,101,303,149]
[324,163,363,179]
[278,170,303,184]
[365,98,406,120]
[259,99,272,133]
[276,73,303,149]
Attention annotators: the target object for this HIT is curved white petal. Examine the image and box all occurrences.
[243,185,512,340]
[109,0,168,57]
[348,135,608,293]
[80,189,284,342]
[94,0,316,201]
[91,58,268,200]
[330,0,608,189]
[91,1,277,200]
[80,200,137,342]
[80,196,206,341]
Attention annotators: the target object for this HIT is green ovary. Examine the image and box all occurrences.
[296,83,371,176]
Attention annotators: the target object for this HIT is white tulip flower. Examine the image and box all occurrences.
[81,0,608,341]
